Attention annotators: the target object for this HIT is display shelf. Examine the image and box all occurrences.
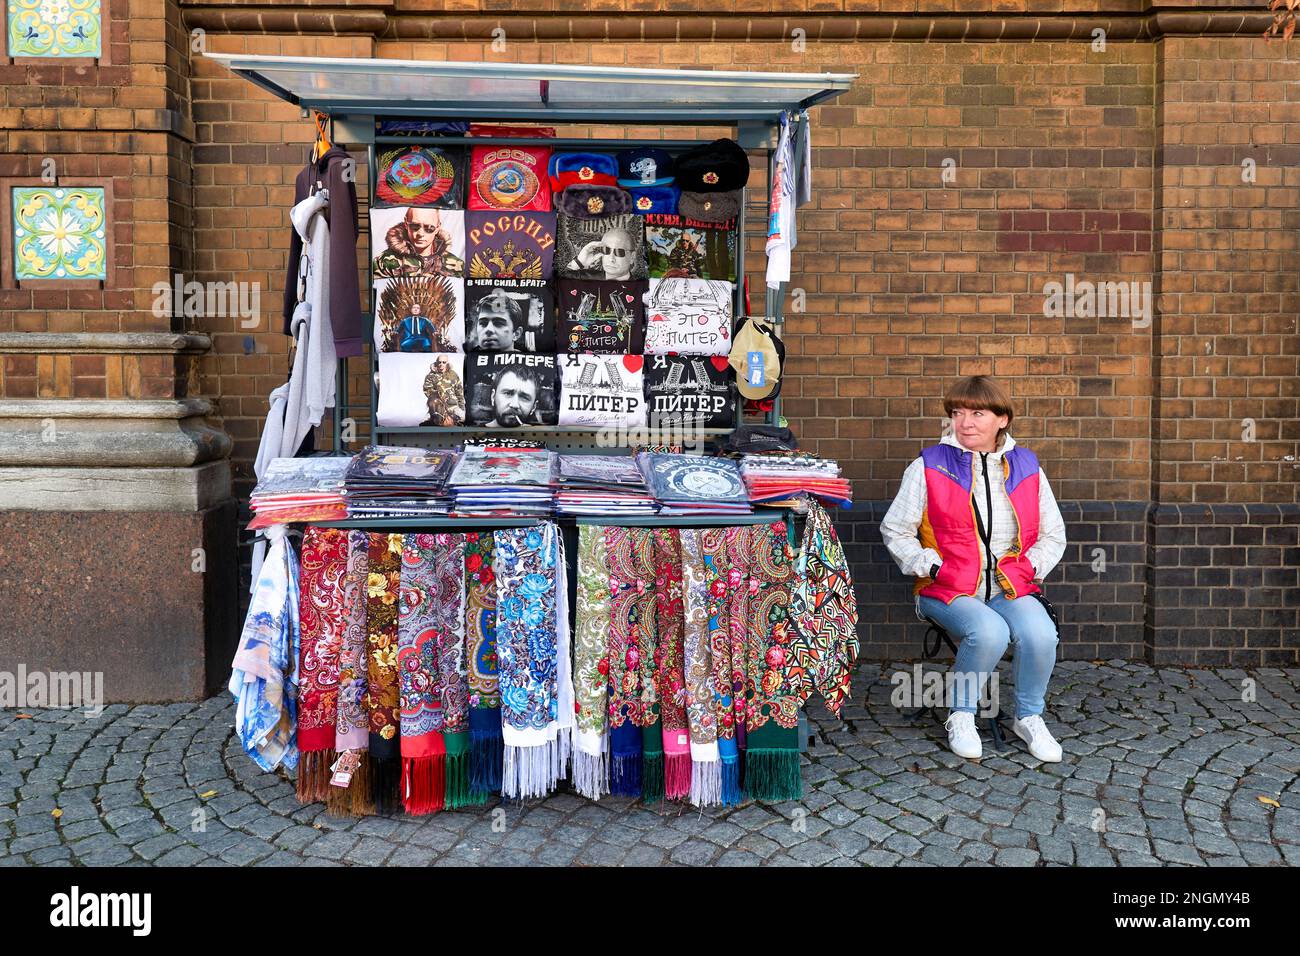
[303,516,542,529]
[572,511,785,527]
[301,511,789,530]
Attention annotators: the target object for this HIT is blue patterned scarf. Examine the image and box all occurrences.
[493,522,573,798]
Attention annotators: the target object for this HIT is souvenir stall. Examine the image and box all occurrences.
[217,53,861,817]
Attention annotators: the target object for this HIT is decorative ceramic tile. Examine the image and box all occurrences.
[7,0,101,58]
[12,186,107,280]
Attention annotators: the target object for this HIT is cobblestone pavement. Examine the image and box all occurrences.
[2,661,1298,867]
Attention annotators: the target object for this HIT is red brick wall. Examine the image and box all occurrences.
[3,3,1297,664]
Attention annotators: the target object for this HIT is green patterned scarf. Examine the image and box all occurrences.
[464,531,501,801]
[572,525,611,799]
[740,523,803,802]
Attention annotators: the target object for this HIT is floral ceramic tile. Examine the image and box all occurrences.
[12,186,107,280]
[7,0,100,58]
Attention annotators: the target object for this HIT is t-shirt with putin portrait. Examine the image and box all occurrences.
[555,213,647,281]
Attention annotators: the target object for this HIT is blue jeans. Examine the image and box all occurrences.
[917,592,1058,719]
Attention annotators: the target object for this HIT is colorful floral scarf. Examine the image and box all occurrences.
[680,530,721,806]
[703,529,743,803]
[721,527,751,802]
[296,527,349,802]
[464,531,501,800]
[629,528,663,801]
[229,526,300,773]
[329,530,373,816]
[494,523,573,799]
[652,529,691,800]
[434,534,471,806]
[604,526,645,797]
[573,525,611,799]
[364,532,403,811]
[397,533,467,814]
[790,500,859,717]
[741,522,803,801]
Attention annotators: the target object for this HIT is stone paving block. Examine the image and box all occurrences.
[668,839,719,866]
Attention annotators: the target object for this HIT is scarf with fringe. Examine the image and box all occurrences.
[789,499,859,717]
[603,526,645,797]
[329,530,373,816]
[397,533,469,814]
[229,526,300,773]
[740,522,803,802]
[702,528,743,804]
[364,532,403,811]
[296,527,349,802]
[723,527,752,801]
[572,525,611,799]
[629,528,663,802]
[679,530,721,806]
[652,529,691,801]
[494,523,573,799]
[464,531,501,801]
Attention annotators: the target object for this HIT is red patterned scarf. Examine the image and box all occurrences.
[296,527,349,802]
[652,529,691,800]
[363,532,403,811]
[397,533,469,814]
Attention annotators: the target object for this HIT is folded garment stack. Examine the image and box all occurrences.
[638,452,753,517]
[249,456,351,529]
[739,452,852,508]
[553,454,657,517]
[448,444,556,516]
[342,445,460,519]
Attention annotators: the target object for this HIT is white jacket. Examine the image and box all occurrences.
[248,188,338,590]
[880,432,1068,601]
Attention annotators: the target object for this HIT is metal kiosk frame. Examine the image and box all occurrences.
[211,54,857,758]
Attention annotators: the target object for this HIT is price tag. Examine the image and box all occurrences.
[329,750,362,788]
[747,351,765,387]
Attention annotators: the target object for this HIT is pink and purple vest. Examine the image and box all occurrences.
[914,442,1042,604]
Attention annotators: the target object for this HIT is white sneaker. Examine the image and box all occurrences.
[944,711,982,760]
[1012,715,1063,762]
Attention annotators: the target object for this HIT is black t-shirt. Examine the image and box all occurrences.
[555,279,646,353]
[464,278,555,352]
[643,354,736,430]
[555,213,647,281]
[463,352,559,428]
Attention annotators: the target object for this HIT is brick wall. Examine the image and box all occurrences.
[4,2,1297,664]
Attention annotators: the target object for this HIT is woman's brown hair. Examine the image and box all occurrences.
[943,375,1015,431]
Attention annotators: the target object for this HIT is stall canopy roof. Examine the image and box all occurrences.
[206,53,857,122]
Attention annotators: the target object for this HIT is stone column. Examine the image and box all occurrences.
[0,333,238,701]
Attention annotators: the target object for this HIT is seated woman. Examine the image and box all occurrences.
[881,376,1068,762]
